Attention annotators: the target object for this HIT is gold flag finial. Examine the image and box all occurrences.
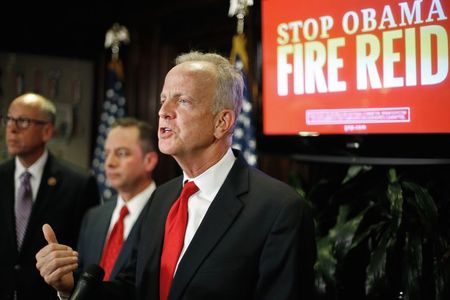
[228,0,253,34]
[105,23,130,61]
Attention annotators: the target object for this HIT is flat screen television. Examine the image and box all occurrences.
[260,0,450,164]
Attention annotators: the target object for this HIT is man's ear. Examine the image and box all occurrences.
[144,151,159,173]
[42,124,55,142]
[214,109,236,139]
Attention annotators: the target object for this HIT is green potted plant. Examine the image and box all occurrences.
[296,165,450,300]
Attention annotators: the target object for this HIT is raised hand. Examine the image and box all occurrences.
[35,224,78,297]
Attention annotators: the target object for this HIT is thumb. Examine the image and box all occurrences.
[42,224,58,244]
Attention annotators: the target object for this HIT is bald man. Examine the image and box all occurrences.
[0,93,100,300]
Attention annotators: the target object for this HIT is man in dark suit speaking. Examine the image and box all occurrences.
[36,51,316,300]
[0,93,99,300]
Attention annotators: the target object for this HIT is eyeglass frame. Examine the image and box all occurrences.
[1,115,50,130]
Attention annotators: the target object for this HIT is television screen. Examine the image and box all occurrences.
[261,0,450,136]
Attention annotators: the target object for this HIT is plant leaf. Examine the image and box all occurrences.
[402,181,438,232]
[402,233,423,300]
[365,222,399,295]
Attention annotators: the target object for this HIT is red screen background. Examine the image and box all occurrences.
[262,0,450,134]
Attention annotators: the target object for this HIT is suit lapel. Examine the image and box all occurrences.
[94,200,116,265]
[22,154,58,249]
[169,156,249,300]
[140,179,183,277]
[111,198,150,279]
[111,229,133,279]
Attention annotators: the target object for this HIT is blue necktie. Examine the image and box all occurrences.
[15,171,33,250]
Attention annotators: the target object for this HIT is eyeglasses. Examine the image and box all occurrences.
[1,116,49,130]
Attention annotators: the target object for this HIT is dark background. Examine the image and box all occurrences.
[0,1,266,183]
[1,2,449,186]
[0,2,237,59]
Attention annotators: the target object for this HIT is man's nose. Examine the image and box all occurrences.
[158,100,175,119]
[105,153,118,166]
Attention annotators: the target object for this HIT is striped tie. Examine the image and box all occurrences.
[15,171,33,250]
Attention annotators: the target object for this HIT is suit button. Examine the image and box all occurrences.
[14,264,21,271]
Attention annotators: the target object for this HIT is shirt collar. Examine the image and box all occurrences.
[116,180,156,215]
[15,149,48,180]
[183,148,236,202]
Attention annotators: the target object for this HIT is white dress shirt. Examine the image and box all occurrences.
[15,150,48,202]
[176,148,236,271]
[105,181,156,241]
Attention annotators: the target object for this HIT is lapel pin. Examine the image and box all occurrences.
[47,177,57,186]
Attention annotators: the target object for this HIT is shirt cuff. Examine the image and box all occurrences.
[57,291,70,300]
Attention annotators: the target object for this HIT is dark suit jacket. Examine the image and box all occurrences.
[77,196,151,280]
[0,153,100,300]
[100,151,316,300]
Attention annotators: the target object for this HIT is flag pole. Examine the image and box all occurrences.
[228,1,258,167]
[105,23,130,62]
[91,24,130,200]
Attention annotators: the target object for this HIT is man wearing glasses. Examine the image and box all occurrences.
[0,93,100,300]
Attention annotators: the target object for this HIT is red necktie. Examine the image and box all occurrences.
[100,205,129,281]
[159,181,199,300]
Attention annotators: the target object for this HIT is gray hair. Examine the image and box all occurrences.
[40,97,56,125]
[175,51,244,128]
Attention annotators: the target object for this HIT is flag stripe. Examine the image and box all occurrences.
[91,60,126,200]
[230,34,257,167]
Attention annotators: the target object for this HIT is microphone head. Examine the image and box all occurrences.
[69,265,105,300]
[81,264,105,282]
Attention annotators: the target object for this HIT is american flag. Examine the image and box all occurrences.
[91,60,126,200]
[230,34,257,167]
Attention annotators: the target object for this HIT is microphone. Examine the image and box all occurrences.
[69,264,104,300]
